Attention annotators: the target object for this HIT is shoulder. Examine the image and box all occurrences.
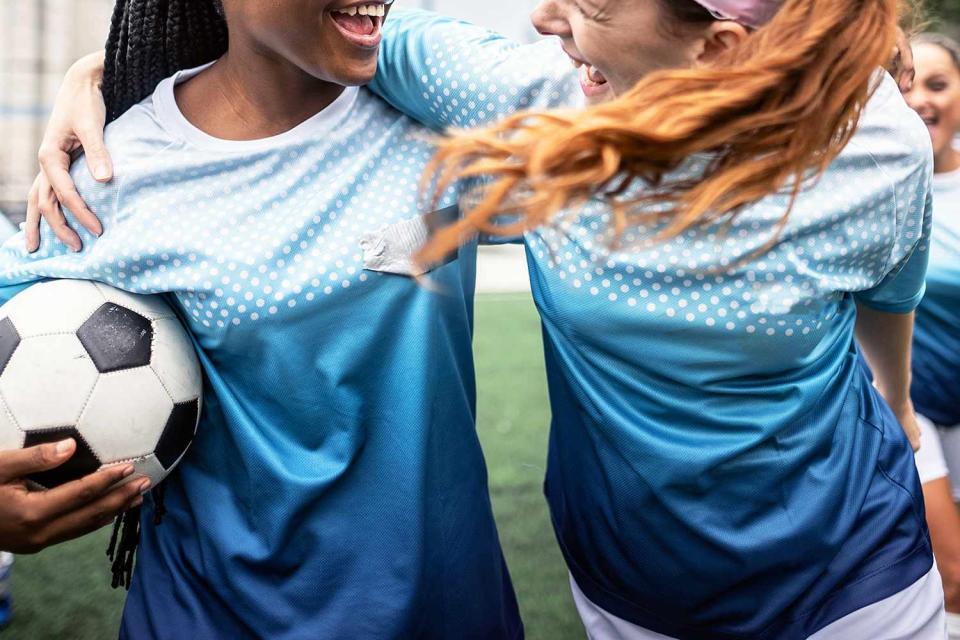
[103,81,182,156]
[67,84,184,221]
[354,87,435,144]
[824,72,932,234]
[73,80,180,182]
[848,72,933,173]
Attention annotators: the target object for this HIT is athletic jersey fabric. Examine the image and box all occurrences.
[0,65,523,639]
[912,165,960,426]
[373,11,935,639]
[569,566,947,640]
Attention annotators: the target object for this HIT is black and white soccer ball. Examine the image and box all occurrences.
[0,280,202,489]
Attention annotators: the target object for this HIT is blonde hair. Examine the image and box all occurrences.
[417,0,903,265]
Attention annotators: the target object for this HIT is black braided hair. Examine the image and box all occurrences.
[100,2,225,587]
[102,0,229,123]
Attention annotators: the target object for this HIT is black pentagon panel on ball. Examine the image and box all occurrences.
[77,303,153,373]
[156,399,200,469]
[0,317,20,376]
[24,428,101,489]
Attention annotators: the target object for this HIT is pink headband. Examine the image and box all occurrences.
[694,0,781,28]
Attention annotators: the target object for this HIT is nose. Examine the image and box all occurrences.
[531,0,571,38]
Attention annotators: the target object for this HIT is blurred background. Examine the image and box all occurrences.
[2,1,960,638]
[926,0,960,33]
[0,0,113,213]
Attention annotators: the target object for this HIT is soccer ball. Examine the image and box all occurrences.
[0,280,201,489]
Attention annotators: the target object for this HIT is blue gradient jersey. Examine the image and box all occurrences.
[373,11,935,639]
[912,167,960,426]
[0,66,522,639]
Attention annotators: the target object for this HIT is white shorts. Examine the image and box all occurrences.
[569,566,946,639]
[915,414,960,499]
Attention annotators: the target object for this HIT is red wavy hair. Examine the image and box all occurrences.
[417,0,904,265]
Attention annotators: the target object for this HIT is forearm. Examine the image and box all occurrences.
[922,477,960,612]
[854,303,914,409]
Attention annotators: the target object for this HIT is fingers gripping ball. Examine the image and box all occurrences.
[0,280,202,489]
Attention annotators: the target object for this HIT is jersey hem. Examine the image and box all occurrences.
[557,521,932,640]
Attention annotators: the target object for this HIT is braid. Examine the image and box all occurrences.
[99,0,227,590]
[103,0,228,123]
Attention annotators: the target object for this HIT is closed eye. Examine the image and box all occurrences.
[574,0,609,22]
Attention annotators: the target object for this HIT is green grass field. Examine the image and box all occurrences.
[4,293,584,640]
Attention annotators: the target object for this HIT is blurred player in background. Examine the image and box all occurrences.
[906,31,960,640]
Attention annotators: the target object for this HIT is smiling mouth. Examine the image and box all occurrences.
[582,65,607,86]
[565,53,609,89]
[329,3,387,48]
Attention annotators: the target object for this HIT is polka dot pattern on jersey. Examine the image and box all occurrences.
[524,137,930,342]
[417,33,573,130]
[0,75,460,335]
[373,12,931,357]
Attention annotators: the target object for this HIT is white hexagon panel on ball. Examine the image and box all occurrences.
[0,279,203,489]
[0,334,100,431]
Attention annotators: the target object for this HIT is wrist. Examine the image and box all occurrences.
[882,392,913,416]
[873,372,912,411]
[68,50,105,86]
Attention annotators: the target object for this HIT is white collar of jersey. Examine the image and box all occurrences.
[934,164,960,189]
[153,62,360,154]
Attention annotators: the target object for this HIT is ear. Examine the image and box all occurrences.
[693,21,750,66]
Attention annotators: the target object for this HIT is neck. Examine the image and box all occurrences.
[934,145,960,175]
[175,43,345,141]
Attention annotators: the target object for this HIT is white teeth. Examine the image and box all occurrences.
[333,4,383,17]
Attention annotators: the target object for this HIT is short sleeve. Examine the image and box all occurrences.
[854,171,932,313]
[371,9,581,132]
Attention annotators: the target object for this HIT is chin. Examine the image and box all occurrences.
[332,61,379,87]
[586,89,615,106]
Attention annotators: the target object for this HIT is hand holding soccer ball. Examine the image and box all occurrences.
[0,440,146,554]
[0,280,202,553]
